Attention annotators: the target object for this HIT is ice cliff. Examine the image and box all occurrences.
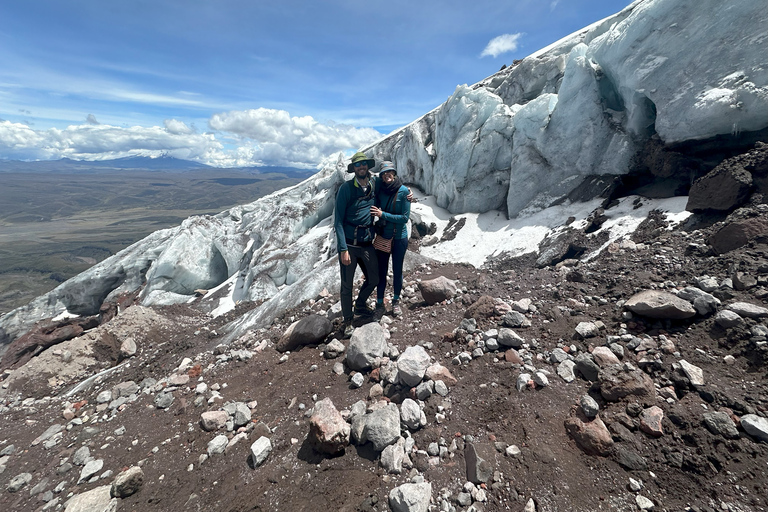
[1,0,766,353]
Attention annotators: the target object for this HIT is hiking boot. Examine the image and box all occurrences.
[341,320,355,338]
[391,299,402,317]
[354,303,375,317]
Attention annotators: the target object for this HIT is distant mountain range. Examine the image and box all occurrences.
[0,156,315,178]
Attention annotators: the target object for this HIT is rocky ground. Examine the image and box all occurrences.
[0,198,767,512]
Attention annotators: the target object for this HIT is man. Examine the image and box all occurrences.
[334,151,379,334]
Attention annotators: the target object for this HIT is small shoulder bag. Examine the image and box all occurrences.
[373,192,397,253]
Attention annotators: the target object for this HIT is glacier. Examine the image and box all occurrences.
[1,0,766,354]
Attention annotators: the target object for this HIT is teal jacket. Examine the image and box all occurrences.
[375,183,410,240]
[334,177,376,252]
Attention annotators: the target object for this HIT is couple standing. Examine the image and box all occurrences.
[334,152,411,334]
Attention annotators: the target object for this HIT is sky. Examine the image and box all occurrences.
[0,0,633,168]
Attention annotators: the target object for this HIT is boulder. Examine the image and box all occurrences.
[308,398,350,454]
[276,314,332,352]
[740,414,768,443]
[624,290,696,320]
[726,302,768,318]
[64,485,117,512]
[110,466,144,498]
[361,403,401,451]
[687,162,753,212]
[418,276,457,305]
[249,437,272,467]
[200,410,229,431]
[599,366,655,402]
[708,217,768,254]
[345,322,388,370]
[424,363,457,386]
[389,482,432,512]
[564,409,614,456]
[397,345,431,387]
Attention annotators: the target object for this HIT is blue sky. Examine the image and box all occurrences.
[0,0,633,168]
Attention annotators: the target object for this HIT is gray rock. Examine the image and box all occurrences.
[695,276,719,292]
[350,372,364,388]
[679,360,705,386]
[550,348,568,363]
[418,276,457,305]
[96,390,113,404]
[459,317,477,333]
[380,438,407,474]
[361,403,401,451]
[581,395,600,418]
[346,322,388,370]
[415,380,434,400]
[741,414,768,442]
[502,311,531,328]
[232,402,252,428]
[249,437,272,467]
[557,360,576,382]
[727,302,768,318]
[32,424,63,446]
[714,310,745,329]
[400,398,425,430]
[276,314,332,352]
[63,485,117,512]
[389,482,432,512]
[397,345,431,387]
[703,411,740,439]
[434,380,449,396]
[323,338,345,359]
[78,459,104,484]
[465,442,492,483]
[110,466,144,498]
[120,337,137,358]
[516,373,531,392]
[72,446,91,466]
[154,392,174,409]
[113,381,139,398]
[624,290,696,319]
[497,328,524,348]
[7,472,32,492]
[207,435,229,456]
[677,287,720,316]
[575,354,600,382]
[575,321,599,339]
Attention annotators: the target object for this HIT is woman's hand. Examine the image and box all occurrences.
[370,206,382,218]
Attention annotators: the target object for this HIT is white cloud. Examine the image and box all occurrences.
[480,33,523,58]
[209,108,383,167]
[0,108,383,168]
[164,119,195,135]
[0,119,222,163]
[550,0,560,11]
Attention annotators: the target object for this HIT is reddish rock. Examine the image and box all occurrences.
[308,398,350,454]
[639,406,664,437]
[504,349,523,364]
[592,346,620,367]
[464,295,497,319]
[564,408,614,456]
[708,217,768,255]
[425,363,457,386]
[599,366,655,402]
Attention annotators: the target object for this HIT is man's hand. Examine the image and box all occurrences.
[340,251,351,265]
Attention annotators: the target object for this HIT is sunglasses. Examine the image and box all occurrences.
[353,161,368,168]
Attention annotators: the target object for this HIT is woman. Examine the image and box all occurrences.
[371,161,411,316]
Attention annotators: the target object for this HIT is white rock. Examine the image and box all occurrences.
[249,436,272,467]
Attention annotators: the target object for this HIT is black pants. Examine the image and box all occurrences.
[339,244,379,322]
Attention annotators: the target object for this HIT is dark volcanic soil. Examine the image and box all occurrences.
[0,205,767,512]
